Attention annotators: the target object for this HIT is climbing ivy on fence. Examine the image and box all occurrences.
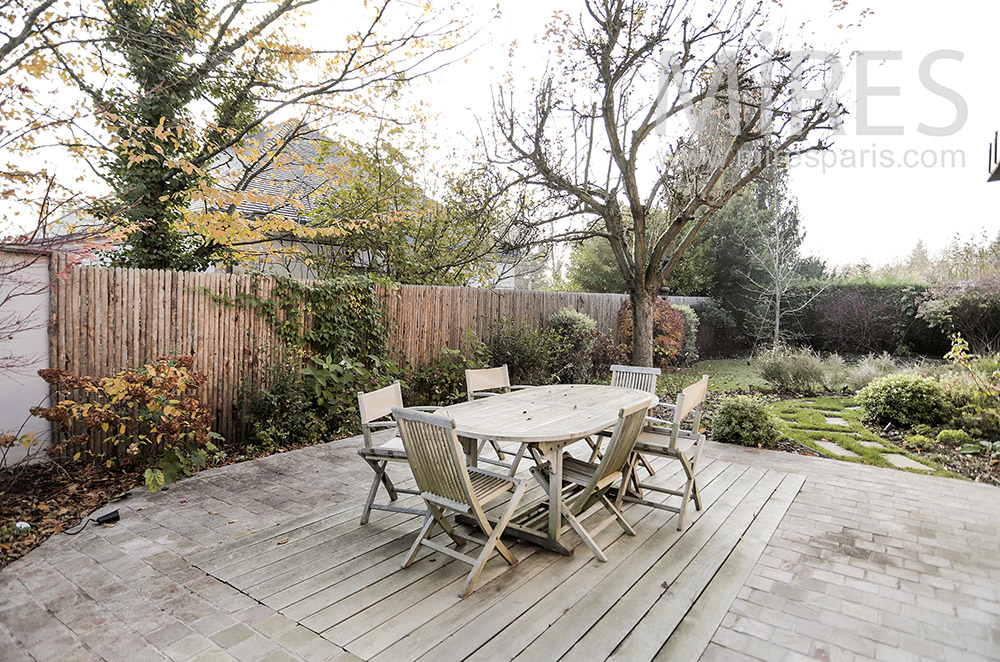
[205,275,393,364]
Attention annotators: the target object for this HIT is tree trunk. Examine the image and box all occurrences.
[773,287,781,349]
[630,288,656,367]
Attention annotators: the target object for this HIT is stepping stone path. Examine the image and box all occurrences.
[857,440,887,449]
[883,453,931,471]
[824,416,850,427]
[814,440,860,458]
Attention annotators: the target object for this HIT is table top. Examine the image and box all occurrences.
[437,384,658,444]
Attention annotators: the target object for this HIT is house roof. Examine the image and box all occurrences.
[210,122,350,221]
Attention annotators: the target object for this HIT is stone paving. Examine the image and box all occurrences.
[2,435,999,661]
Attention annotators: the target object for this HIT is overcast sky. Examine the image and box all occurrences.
[398,0,999,267]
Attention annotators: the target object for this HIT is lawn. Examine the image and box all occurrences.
[657,358,767,395]
[655,359,957,479]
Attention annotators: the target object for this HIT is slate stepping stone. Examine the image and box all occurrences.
[857,441,886,449]
[883,454,930,471]
[824,417,850,427]
[814,440,860,458]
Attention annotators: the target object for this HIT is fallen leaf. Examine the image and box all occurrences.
[208,511,218,515]
[228,520,237,524]
[277,538,290,545]
[136,505,149,511]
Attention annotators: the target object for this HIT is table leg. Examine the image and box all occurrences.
[539,442,563,544]
[459,435,478,467]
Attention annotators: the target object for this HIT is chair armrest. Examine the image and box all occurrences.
[412,406,441,412]
[645,415,672,426]
[365,421,397,430]
[470,391,499,399]
[510,385,533,391]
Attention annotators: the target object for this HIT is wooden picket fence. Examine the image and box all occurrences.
[48,257,696,451]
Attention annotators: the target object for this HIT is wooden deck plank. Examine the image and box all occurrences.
[649,472,806,662]
[392,464,717,662]
[194,456,801,662]
[509,465,773,662]
[460,461,742,662]
[557,468,786,662]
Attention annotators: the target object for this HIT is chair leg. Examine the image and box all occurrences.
[676,452,700,531]
[460,482,528,598]
[507,443,528,476]
[561,505,607,562]
[428,503,465,547]
[489,439,506,460]
[586,436,603,463]
[600,493,635,536]
[361,459,389,525]
[402,513,435,568]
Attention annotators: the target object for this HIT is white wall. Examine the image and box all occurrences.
[0,252,51,466]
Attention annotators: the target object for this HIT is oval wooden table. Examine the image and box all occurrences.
[437,384,658,555]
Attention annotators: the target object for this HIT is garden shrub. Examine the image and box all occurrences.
[618,299,686,368]
[711,395,779,448]
[846,352,899,391]
[692,298,743,357]
[795,280,946,355]
[489,319,559,386]
[33,357,220,493]
[674,305,700,366]
[754,346,826,392]
[239,347,330,453]
[859,374,950,427]
[407,335,488,406]
[902,434,934,452]
[943,336,1000,438]
[935,429,972,447]
[823,353,850,391]
[546,307,597,383]
[589,332,630,380]
[920,274,1000,354]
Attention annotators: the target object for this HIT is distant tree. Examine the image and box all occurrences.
[492,0,843,365]
[42,0,466,270]
[309,136,528,286]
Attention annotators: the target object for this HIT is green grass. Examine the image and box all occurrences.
[657,359,767,395]
[770,395,955,476]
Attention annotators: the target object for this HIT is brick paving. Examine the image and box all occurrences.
[1,436,998,661]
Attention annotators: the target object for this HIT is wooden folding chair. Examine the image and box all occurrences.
[623,375,709,531]
[587,364,661,476]
[530,400,648,562]
[356,382,439,525]
[392,407,528,598]
[465,365,531,475]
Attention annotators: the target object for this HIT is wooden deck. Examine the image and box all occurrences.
[189,455,804,661]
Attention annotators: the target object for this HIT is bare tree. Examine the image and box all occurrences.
[492,0,844,365]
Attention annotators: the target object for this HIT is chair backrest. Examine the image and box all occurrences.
[466,365,511,400]
[391,407,477,513]
[673,375,709,428]
[358,381,403,446]
[610,365,661,394]
[571,399,649,514]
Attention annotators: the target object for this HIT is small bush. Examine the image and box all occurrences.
[589,332,630,380]
[546,308,597,383]
[859,374,950,427]
[618,299,686,368]
[407,337,487,406]
[238,348,330,454]
[846,352,898,391]
[674,305,700,366]
[711,395,779,448]
[823,353,850,391]
[903,434,934,452]
[34,356,220,493]
[754,347,826,392]
[488,320,558,386]
[936,429,972,447]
